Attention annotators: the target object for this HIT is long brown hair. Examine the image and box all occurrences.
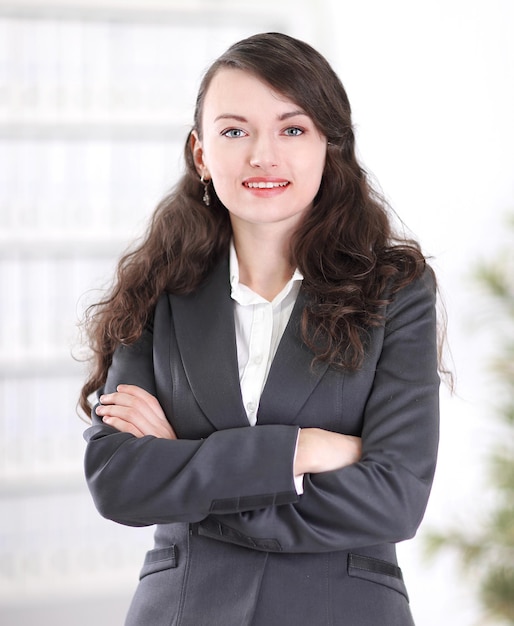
[79,32,426,415]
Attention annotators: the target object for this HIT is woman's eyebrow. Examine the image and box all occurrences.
[278,109,308,121]
[213,109,308,123]
[214,113,247,123]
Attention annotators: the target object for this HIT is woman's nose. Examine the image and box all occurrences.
[249,135,278,169]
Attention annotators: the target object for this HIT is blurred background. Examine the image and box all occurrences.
[0,0,512,624]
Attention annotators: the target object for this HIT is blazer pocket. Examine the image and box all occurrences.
[139,545,178,580]
[347,553,409,601]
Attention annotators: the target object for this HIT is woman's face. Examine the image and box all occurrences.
[192,68,327,236]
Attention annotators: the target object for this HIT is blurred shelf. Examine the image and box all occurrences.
[0,470,86,496]
[0,0,286,25]
[0,350,88,377]
[0,231,139,257]
[0,117,190,140]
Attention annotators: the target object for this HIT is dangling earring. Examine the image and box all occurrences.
[200,175,211,207]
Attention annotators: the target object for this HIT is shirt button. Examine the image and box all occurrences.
[254,354,263,365]
[247,401,256,412]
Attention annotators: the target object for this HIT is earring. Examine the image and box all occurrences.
[200,175,211,207]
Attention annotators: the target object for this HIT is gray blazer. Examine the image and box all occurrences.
[84,257,440,626]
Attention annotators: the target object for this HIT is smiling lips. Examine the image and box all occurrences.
[243,178,290,192]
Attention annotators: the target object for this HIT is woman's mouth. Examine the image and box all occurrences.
[244,180,289,189]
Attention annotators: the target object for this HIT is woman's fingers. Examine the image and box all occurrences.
[100,413,146,438]
[116,384,167,421]
[96,385,177,439]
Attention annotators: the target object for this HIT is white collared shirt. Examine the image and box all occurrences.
[229,243,304,494]
[229,242,303,426]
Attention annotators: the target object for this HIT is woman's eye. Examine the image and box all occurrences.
[222,128,246,138]
[283,127,304,136]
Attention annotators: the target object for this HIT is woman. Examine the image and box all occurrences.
[81,32,440,625]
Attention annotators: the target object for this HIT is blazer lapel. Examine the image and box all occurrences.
[169,258,249,431]
[257,290,330,425]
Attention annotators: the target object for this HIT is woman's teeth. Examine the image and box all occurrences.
[245,181,288,189]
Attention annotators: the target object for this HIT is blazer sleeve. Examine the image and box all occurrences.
[83,330,300,527]
[195,269,440,553]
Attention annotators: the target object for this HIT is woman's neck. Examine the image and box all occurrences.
[232,228,295,302]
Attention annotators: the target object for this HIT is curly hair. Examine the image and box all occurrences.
[79,32,426,416]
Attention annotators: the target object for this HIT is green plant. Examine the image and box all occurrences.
[426,216,514,625]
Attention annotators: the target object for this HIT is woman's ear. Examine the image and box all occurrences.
[190,130,209,178]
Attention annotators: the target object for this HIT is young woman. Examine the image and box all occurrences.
[81,32,440,626]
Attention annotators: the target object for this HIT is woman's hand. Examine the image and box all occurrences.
[294,428,361,476]
[95,384,177,440]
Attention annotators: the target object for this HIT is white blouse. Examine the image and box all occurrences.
[229,242,304,494]
[229,242,303,425]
